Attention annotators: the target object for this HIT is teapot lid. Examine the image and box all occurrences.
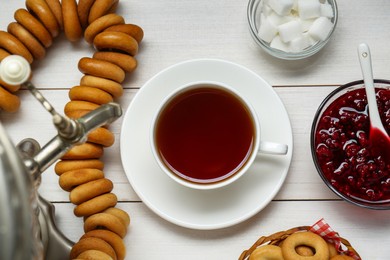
[0,122,34,260]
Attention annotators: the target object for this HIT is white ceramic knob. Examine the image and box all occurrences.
[0,55,31,86]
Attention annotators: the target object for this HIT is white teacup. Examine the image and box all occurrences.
[150,81,288,190]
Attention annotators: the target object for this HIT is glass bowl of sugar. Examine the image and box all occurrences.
[247,0,338,60]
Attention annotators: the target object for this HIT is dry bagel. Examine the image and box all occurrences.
[62,0,83,42]
[81,230,126,260]
[65,109,94,119]
[74,193,117,217]
[54,159,104,175]
[88,0,119,24]
[62,142,104,160]
[0,77,21,92]
[93,51,137,73]
[0,30,33,63]
[70,237,117,260]
[76,249,113,260]
[93,31,138,56]
[249,245,283,260]
[64,100,100,114]
[80,76,123,98]
[0,86,21,113]
[84,212,127,238]
[69,85,114,105]
[107,1,119,14]
[87,127,115,147]
[7,22,46,60]
[44,0,63,30]
[25,0,59,37]
[84,13,125,44]
[59,168,105,191]
[105,23,144,43]
[14,8,52,48]
[281,232,329,260]
[78,57,125,83]
[103,207,130,228]
[0,48,10,61]
[78,0,96,28]
[70,178,113,205]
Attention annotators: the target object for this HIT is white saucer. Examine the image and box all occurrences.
[120,59,293,230]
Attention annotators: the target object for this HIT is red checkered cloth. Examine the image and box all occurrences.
[309,218,361,260]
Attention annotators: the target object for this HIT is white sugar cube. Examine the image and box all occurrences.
[298,0,321,19]
[267,11,294,26]
[270,35,289,52]
[258,18,278,43]
[263,3,274,16]
[308,16,333,41]
[320,3,334,18]
[257,0,335,54]
[289,34,311,52]
[268,0,294,16]
[278,20,302,42]
[300,18,316,32]
[303,32,318,46]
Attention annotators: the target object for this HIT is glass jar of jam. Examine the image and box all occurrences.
[311,80,390,209]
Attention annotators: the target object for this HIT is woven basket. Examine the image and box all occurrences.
[239,226,361,260]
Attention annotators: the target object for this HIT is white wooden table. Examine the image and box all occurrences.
[1,0,390,259]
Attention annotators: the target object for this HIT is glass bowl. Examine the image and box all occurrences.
[247,0,338,60]
[311,80,390,210]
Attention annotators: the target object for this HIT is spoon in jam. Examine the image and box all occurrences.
[358,43,390,161]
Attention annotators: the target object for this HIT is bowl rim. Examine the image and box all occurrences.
[310,79,390,210]
[247,0,339,60]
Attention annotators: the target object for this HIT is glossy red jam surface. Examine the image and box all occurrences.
[314,87,390,203]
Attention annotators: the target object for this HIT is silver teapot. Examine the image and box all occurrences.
[0,55,122,260]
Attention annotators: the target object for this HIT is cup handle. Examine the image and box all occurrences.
[258,141,288,155]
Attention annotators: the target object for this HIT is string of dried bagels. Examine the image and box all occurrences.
[0,0,143,259]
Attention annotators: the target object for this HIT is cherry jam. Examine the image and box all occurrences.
[314,86,390,203]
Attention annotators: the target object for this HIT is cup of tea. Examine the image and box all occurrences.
[150,81,288,190]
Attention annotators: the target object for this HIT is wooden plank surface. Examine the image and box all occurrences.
[1,0,390,259]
